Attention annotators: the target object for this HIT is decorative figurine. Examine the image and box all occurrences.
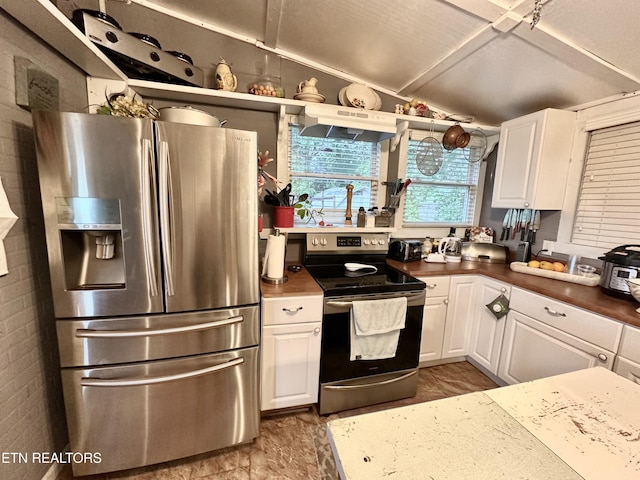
[215,58,237,92]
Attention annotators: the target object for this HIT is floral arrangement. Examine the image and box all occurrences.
[96,94,158,119]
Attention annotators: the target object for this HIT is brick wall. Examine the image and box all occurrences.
[0,10,88,480]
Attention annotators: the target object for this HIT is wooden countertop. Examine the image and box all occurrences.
[387,259,640,328]
[259,259,640,328]
[327,367,640,480]
[260,263,323,298]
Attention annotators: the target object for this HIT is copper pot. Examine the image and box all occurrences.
[443,124,470,151]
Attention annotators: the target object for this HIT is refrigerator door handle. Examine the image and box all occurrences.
[80,357,245,387]
[141,138,159,297]
[158,140,175,296]
[75,315,244,338]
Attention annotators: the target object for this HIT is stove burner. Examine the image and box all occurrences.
[165,51,194,65]
[129,32,162,49]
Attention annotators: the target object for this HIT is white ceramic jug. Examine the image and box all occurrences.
[438,237,462,262]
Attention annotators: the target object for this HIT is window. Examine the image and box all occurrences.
[571,121,640,250]
[402,130,483,226]
[287,121,383,225]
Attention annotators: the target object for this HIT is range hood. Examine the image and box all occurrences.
[299,104,397,143]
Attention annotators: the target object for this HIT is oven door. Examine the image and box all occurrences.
[320,290,425,383]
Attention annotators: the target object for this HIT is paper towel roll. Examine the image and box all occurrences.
[264,233,286,279]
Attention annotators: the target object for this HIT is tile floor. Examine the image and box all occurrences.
[55,361,498,480]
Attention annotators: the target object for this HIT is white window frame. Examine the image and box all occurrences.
[276,112,390,222]
[557,91,640,259]
[393,129,486,237]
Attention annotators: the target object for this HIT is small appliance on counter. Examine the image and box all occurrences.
[461,242,510,264]
[388,239,423,262]
[438,237,462,263]
[599,245,640,299]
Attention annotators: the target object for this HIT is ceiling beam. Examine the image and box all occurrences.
[263,0,283,49]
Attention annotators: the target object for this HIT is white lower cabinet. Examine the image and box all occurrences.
[468,277,510,375]
[260,295,323,411]
[418,276,450,363]
[497,287,621,385]
[613,324,640,385]
[441,276,476,359]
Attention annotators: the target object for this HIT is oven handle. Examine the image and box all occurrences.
[80,357,244,387]
[323,369,417,391]
[325,291,425,309]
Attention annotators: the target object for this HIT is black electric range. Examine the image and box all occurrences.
[303,233,425,296]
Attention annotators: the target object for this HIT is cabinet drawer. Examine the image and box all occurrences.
[418,276,450,298]
[510,288,622,352]
[262,295,323,326]
[618,325,640,364]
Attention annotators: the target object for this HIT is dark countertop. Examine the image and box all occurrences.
[386,259,640,329]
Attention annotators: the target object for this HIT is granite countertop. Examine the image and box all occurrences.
[386,259,640,329]
[327,367,640,480]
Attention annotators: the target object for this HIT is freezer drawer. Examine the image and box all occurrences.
[57,305,259,367]
[61,347,260,476]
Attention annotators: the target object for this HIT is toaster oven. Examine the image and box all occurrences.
[387,240,423,263]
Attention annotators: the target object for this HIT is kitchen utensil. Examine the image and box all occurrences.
[278,183,292,206]
[344,262,377,273]
[463,128,487,163]
[438,237,462,262]
[264,193,280,206]
[520,209,530,241]
[509,208,518,240]
[442,123,470,151]
[158,106,227,127]
[500,209,511,241]
[415,125,443,176]
[531,210,540,244]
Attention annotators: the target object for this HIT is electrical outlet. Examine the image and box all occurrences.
[542,240,554,255]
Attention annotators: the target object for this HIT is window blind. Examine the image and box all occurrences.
[572,121,640,249]
[287,123,381,225]
[403,130,482,225]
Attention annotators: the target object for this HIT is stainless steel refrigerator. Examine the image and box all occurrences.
[32,111,260,476]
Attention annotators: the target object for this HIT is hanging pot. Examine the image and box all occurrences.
[442,123,470,151]
[158,106,227,127]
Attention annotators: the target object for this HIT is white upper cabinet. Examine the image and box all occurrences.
[492,108,577,209]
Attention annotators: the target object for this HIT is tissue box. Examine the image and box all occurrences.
[468,227,493,243]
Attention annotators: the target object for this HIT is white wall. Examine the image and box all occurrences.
[0,10,88,480]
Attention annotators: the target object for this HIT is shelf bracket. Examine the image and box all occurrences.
[483,134,500,160]
[391,120,409,152]
[277,105,287,143]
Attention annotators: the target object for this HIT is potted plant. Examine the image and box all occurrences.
[294,193,324,225]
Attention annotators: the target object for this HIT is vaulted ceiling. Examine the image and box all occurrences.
[22,1,640,124]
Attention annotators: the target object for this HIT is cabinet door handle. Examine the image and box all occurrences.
[314,327,320,334]
[426,283,437,289]
[544,306,566,317]
[501,287,507,293]
[597,353,608,362]
[282,306,303,312]
[443,299,449,305]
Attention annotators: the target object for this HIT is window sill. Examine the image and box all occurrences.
[260,226,396,238]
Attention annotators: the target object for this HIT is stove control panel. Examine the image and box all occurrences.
[306,233,389,254]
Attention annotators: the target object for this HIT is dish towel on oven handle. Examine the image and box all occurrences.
[350,296,407,361]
